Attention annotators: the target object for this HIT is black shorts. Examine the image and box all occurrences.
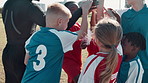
[2,43,26,83]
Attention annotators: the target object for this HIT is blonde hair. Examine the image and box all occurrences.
[46,3,72,23]
[94,18,123,83]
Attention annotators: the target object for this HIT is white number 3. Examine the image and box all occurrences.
[33,45,47,71]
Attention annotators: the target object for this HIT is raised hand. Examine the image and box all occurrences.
[96,0,105,21]
[81,0,93,14]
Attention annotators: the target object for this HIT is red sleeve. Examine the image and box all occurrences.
[69,23,81,32]
[94,54,122,83]
[87,39,99,57]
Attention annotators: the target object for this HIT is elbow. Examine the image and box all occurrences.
[24,60,27,65]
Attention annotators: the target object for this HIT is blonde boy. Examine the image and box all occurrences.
[21,1,92,83]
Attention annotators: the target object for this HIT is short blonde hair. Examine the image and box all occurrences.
[46,3,72,19]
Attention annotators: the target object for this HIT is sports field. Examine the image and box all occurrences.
[0,14,88,83]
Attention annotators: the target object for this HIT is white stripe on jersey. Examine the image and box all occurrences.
[78,54,104,83]
[136,59,144,83]
[49,29,77,53]
[126,59,144,83]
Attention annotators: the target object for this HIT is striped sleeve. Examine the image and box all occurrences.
[78,55,104,83]
[49,29,78,53]
[126,59,144,83]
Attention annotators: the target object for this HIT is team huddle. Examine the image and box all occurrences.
[2,0,148,83]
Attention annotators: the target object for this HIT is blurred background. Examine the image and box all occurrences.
[1,0,148,12]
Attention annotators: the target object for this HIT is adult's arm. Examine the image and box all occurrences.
[29,2,82,29]
[67,8,82,30]
[28,3,46,27]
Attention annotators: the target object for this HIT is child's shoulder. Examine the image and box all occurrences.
[58,30,78,36]
[126,56,141,66]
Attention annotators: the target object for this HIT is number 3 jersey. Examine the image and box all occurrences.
[21,27,78,83]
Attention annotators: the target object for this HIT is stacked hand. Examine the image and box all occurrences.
[81,0,93,14]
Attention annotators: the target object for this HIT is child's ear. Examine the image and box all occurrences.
[57,17,63,26]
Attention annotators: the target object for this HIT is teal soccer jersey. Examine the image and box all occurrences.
[121,4,148,83]
[117,56,144,83]
[21,27,77,83]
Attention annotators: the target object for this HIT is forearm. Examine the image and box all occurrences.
[81,12,88,34]
[67,8,82,30]
[24,53,30,65]
[76,0,92,40]
[97,0,104,21]
[90,11,97,31]
[77,11,88,40]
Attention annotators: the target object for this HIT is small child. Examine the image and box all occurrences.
[21,1,92,83]
[62,1,83,83]
[117,32,145,83]
[78,18,123,83]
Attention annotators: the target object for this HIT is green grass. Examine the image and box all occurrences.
[0,14,6,83]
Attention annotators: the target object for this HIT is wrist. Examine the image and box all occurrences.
[82,9,89,14]
[82,11,88,16]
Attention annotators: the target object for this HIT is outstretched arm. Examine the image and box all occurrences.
[90,9,97,31]
[67,8,82,30]
[80,9,97,49]
[96,0,104,22]
[76,0,93,40]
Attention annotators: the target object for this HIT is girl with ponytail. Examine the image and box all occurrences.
[78,18,123,83]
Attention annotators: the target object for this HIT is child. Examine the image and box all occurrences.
[21,1,92,83]
[62,1,82,83]
[78,18,123,83]
[121,0,148,82]
[117,32,145,83]
[64,1,79,14]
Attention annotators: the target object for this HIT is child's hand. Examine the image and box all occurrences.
[96,0,105,22]
[80,31,92,49]
[81,0,93,14]
[80,40,88,49]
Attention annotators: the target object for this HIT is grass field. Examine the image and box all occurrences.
[0,14,6,83]
[0,14,88,83]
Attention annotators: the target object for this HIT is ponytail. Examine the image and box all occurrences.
[99,45,118,83]
[94,18,122,83]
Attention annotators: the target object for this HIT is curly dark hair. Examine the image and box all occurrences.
[124,32,146,50]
